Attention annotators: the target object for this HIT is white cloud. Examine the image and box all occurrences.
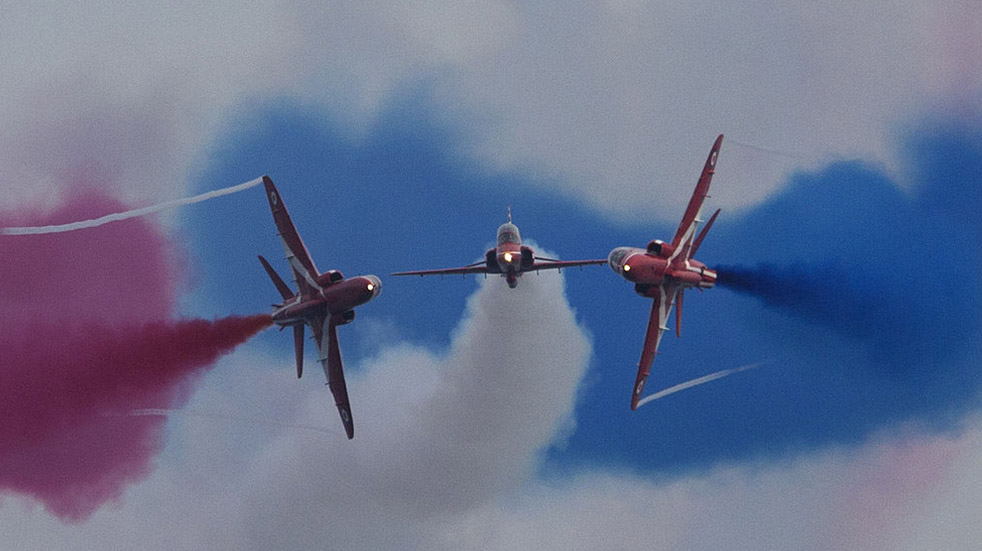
[433,2,982,219]
[236,270,591,549]
[4,3,978,223]
[444,425,976,551]
[891,424,982,550]
[0,3,294,210]
[2,272,981,549]
[270,2,982,219]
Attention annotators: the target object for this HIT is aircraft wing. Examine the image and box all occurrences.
[263,176,321,298]
[391,261,488,277]
[630,281,681,410]
[529,258,608,271]
[670,135,723,255]
[309,313,355,439]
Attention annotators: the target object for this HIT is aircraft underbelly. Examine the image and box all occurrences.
[273,300,325,325]
[626,256,668,285]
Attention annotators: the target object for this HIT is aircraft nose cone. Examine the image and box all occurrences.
[365,275,382,298]
[608,247,632,275]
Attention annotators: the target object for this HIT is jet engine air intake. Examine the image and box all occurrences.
[316,270,344,286]
[521,246,534,268]
[647,240,674,258]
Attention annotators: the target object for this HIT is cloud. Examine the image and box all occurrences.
[0,3,293,210]
[399,2,982,218]
[3,3,978,223]
[237,269,592,549]
[455,424,970,551]
[1,250,979,549]
[3,335,977,550]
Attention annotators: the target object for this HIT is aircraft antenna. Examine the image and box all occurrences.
[507,204,512,223]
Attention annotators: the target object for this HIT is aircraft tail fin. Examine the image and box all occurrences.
[293,325,305,378]
[690,208,720,258]
[258,255,294,301]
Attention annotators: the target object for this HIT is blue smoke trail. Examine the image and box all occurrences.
[711,118,982,411]
[714,261,941,371]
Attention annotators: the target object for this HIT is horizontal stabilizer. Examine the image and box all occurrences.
[258,255,294,300]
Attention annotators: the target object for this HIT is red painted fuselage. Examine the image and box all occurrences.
[607,246,716,297]
[271,275,381,327]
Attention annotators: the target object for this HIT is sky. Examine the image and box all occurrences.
[1,3,981,549]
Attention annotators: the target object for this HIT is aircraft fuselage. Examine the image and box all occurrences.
[608,246,717,297]
[271,275,381,326]
[485,221,528,288]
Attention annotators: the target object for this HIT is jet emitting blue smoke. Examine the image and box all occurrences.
[568,120,981,472]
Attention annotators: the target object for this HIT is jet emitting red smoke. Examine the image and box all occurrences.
[0,188,270,522]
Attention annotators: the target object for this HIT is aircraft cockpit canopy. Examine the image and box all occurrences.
[496,223,521,246]
[608,246,642,273]
[608,247,631,268]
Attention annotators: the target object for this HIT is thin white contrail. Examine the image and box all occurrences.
[1,177,263,235]
[728,139,807,161]
[126,407,333,435]
[635,360,770,408]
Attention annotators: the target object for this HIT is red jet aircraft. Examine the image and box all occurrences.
[257,176,381,439]
[608,135,724,410]
[391,209,606,288]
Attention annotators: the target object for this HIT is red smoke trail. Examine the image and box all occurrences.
[0,188,270,521]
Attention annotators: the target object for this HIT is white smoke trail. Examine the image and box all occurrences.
[126,408,333,435]
[635,360,770,408]
[0,177,263,235]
